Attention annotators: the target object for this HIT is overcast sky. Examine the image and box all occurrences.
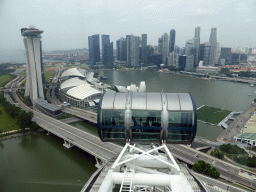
[0,0,255,52]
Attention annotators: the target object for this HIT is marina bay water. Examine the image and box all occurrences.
[98,69,255,140]
[0,133,97,192]
[1,69,255,191]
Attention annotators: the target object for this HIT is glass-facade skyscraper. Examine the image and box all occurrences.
[209,28,217,66]
[88,34,100,68]
[102,34,110,64]
[102,34,113,67]
[141,34,147,65]
[103,42,113,67]
[130,35,140,67]
[173,46,180,69]
[203,42,211,66]
[169,29,176,53]
[162,33,169,65]
[194,27,200,67]
[126,35,131,67]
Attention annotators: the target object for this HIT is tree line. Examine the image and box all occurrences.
[0,92,37,132]
[0,64,16,76]
[211,144,256,168]
[192,160,220,179]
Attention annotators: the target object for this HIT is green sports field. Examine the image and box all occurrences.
[197,105,231,125]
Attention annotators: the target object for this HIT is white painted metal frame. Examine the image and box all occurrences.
[98,143,193,192]
[112,143,180,171]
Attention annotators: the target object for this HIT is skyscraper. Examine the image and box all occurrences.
[209,28,217,66]
[21,25,45,102]
[88,36,95,68]
[173,46,180,69]
[116,37,127,61]
[158,37,163,54]
[194,27,200,67]
[116,39,120,60]
[178,55,186,71]
[203,42,211,66]
[185,55,194,71]
[92,34,100,63]
[88,34,100,68]
[101,35,113,67]
[169,29,176,53]
[141,34,147,65]
[126,35,131,67]
[185,40,194,55]
[162,33,169,65]
[199,43,205,61]
[103,42,114,67]
[130,35,140,67]
[102,34,110,64]
[220,47,232,65]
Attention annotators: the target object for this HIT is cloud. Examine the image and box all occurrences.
[236,2,250,13]
[118,18,129,23]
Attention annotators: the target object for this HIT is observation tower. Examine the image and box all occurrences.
[94,92,201,192]
[21,25,45,103]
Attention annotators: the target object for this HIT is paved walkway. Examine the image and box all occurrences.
[217,104,256,142]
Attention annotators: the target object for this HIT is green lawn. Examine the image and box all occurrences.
[0,105,19,133]
[18,72,26,76]
[44,70,55,82]
[0,74,16,88]
[197,106,231,124]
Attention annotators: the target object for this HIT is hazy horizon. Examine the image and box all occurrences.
[1,0,255,55]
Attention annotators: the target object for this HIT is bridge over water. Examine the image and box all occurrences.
[12,90,122,162]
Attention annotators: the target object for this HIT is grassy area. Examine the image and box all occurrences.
[0,105,19,133]
[197,105,231,124]
[44,70,55,82]
[0,74,17,88]
[18,72,26,76]
[57,113,75,120]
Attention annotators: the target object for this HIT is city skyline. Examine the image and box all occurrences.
[0,0,256,53]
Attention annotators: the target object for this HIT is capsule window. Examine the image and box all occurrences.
[131,110,162,141]
[168,111,193,128]
[100,110,125,140]
[167,130,192,142]
[101,110,125,126]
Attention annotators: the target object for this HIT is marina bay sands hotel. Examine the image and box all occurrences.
[21,25,45,101]
[21,26,61,117]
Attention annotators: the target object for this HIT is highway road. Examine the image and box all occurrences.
[194,172,249,192]
[63,107,97,124]
[10,84,122,162]
[169,144,256,189]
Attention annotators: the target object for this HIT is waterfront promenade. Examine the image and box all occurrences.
[217,104,256,142]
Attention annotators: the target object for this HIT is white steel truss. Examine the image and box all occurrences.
[98,143,194,192]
